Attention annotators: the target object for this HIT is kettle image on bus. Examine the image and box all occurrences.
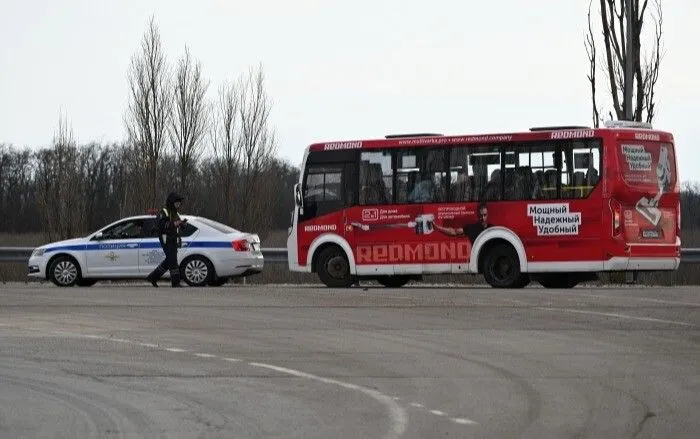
[635,145,671,226]
[413,214,435,235]
[349,214,435,235]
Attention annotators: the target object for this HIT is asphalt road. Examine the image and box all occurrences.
[0,282,698,439]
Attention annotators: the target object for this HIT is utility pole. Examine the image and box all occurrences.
[624,0,634,120]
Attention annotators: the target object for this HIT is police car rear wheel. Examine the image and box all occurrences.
[181,256,213,287]
[49,256,80,287]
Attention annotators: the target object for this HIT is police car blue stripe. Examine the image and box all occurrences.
[188,241,232,249]
[44,245,89,253]
[43,241,234,253]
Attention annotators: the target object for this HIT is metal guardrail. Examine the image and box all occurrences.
[0,247,291,264]
[1,246,699,265]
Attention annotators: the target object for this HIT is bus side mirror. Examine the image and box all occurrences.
[294,183,304,213]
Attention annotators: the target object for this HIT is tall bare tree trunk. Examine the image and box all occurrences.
[124,16,172,208]
[36,113,86,240]
[237,64,278,232]
[585,0,663,126]
[170,46,210,196]
[210,79,241,225]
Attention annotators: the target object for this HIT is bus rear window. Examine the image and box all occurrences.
[618,142,676,189]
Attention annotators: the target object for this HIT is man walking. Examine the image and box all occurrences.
[146,192,186,287]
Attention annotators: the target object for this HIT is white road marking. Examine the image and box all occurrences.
[533,290,700,307]
[248,362,408,439]
[17,330,479,432]
[633,296,700,306]
[194,353,217,358]
[109,338,131,343]
[536,307,695,327]
[453,417,478,425]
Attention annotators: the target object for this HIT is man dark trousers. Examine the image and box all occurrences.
[146,192,186,287]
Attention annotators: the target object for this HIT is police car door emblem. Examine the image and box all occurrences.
[105,251,119,262]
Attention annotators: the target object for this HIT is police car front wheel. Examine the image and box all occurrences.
[48,256,81,287]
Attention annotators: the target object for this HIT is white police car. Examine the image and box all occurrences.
[27,214,263,287]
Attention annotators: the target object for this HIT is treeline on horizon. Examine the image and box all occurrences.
[1,140,700,242]
[0,141,299,241]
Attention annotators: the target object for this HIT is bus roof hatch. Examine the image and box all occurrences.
[529,126,590,132]
[603,120,653,129]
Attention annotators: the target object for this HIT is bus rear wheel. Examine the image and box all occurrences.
[377,275,410,288]
[482,243,527,289]
[316,246,355,288]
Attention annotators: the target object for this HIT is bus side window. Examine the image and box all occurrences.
[359,152,392,205]
[483,169,502,201]
[520,143,558,200]
[569,140,602,198]
[448,146,472,202]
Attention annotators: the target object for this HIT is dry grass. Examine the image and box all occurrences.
[2,229,700,285]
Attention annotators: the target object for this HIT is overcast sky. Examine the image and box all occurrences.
[1,0,698,183]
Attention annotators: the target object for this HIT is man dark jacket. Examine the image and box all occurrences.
[156,192,185,248]
[147,192,185,287]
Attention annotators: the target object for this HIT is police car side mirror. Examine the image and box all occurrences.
[92,232,104,241]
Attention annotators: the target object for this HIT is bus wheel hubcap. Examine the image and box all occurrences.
[327,256,348,279]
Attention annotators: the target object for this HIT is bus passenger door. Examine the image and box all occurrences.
[348,152,396,277]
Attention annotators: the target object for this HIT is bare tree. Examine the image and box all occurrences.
[585,0,663,125]
[169,46,210,194]
[124,16,172,208]
[236,64,278,231]
[35,113,86,240]
[585,2,601,128]
[210,79,241,224]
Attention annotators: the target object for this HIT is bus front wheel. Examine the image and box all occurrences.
[316,246,355,288]
[482,243,527,289]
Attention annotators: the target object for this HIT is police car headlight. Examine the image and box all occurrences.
[31,248,46,257]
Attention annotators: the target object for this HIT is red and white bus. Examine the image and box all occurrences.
[286,120,680,288]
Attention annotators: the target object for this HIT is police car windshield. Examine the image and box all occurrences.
[197,218,240,234]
